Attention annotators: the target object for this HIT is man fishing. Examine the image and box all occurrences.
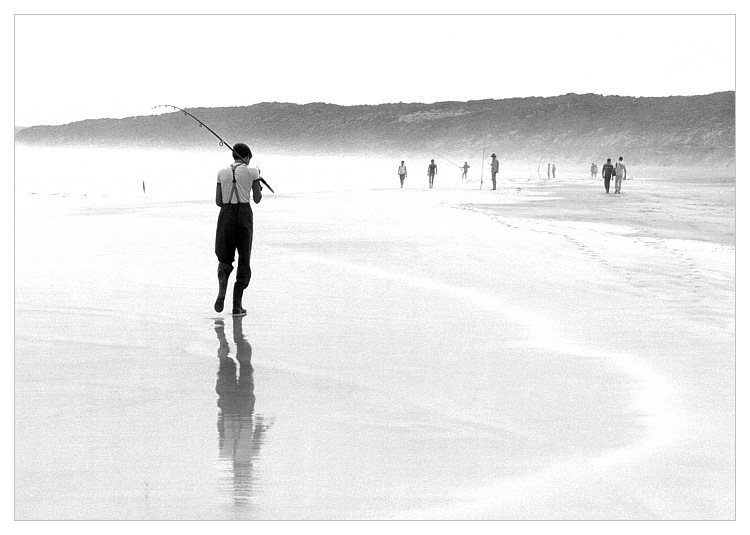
[490,153,499,190]
[461,161,470,180]
[214,143,263,316]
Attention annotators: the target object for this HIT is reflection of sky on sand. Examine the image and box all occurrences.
[214,317,272,508]
[14,146,734,519]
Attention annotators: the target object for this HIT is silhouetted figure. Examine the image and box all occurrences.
[547,163,551,179]
[552,163,556,178]
[490,153,499,190]
[460,161,470,180]
[215,317,272,507]
[602,158,615,194]
[590,162,598,179]
[427,159,437,188]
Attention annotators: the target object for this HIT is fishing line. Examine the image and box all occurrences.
[435,152,462,169]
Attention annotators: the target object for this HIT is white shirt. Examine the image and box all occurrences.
[217,162,259,204]
[615,161,627,177]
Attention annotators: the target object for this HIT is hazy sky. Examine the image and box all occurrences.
[14,10,736,126]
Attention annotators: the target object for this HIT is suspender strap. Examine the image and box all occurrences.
[228,166,240,204]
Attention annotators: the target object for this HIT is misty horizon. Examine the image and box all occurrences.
[14,92,735,169]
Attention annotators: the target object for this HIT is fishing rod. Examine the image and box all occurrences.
[152,104,274,193]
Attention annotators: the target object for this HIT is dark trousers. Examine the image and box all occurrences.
[215,203,254,289]
[491,172,497,190]
[604,176,611,193]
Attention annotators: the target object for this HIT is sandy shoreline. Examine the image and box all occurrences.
[14,173,734,519]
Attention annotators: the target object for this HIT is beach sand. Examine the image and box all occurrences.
[14,172,734,519]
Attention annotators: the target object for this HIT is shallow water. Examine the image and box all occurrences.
[14,148,735,519]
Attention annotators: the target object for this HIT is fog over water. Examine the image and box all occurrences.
[15,146,428,199]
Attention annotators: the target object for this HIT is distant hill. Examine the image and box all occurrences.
[14,92,735,167]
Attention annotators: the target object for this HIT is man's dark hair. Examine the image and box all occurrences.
[607,158,611,162]
[232,143,252,160]
[619,156,624,161]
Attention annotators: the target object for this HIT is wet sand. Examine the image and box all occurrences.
[14,173,735,519]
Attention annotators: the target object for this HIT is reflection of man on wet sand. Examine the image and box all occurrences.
[215,317,272,506]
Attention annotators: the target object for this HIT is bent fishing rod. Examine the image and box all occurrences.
[152,104,274,193]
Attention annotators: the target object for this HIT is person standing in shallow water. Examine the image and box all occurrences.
[547,163,551,179]
[397,161,407,188]
[427,159,437,188]
[590,162,598,179]
[214,143,263,316]
[601,158,615,194]
[614,156,627,194]
[490,153,499,190]
[461,161,470,181]
[552,163,556,178]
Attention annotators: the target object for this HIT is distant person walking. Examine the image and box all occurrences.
[398,161,407,188]
[547,163,551,179]
[427,159,438,188]
[552,163,556,178]
[461,161,470,180]
[602,158,615,194]
[614,156,627,194]
[490,154,499,190]
[590,162,598,179]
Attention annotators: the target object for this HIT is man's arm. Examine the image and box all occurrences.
[252,179,263,204]
[216,182,223,207]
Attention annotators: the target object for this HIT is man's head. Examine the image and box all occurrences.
[431,159,434,163]
[491,153,496,158]
[619,156,624,161]
[607,158,611,163]
[232,143,252,162]
[401,160,404,164]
